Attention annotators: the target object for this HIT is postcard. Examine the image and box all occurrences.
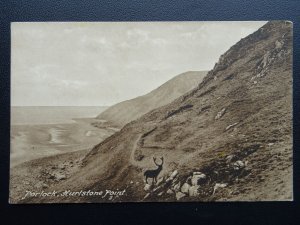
[10,21,293,203]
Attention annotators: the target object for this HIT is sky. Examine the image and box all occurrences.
[11,21,267,106]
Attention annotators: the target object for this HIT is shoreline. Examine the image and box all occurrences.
[10,117,118,167]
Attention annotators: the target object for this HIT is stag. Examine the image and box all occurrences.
[144,157,164,184]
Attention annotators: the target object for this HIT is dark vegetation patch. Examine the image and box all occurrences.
[165,104,194,119]
[196,86,217,98]
[181,88,199,102]
[141,127,157,138]
[182,147,197,153]
[223,73,235,81]
[141,145,161,149]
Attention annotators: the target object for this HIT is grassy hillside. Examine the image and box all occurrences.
[96,71,207,127]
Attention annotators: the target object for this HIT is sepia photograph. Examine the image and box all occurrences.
[9,21,293,203]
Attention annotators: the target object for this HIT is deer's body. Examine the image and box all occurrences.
[144,157,164,184]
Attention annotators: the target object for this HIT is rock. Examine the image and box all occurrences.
[167,189,174,194]
[262,52,270,68]
[153,186,162,192]
[226,155,236,163]
[172,177,179,184]
[189,185,200,197]
[225,122,239,131]
[173,182,181,192]
[191,173,206,186]
[176,192,186,200]
[215,108,226,120]
[166,170,178,182]
[233,160,245,170]
[55,174,66,181]
[181,183,191,194]
[170,170,178,179]
[275,40,283,49]
[130,180,134,184]
[144,184,152,192]
[166,177,172,182]
[193,172,203,176]
[185,176,192,184]
[157,191,164,196]
[143,193,150,200]
[213,183,227,195]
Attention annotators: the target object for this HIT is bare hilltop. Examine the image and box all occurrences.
[96,71,207,127]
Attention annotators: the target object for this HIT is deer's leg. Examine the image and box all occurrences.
[145,176,148,184]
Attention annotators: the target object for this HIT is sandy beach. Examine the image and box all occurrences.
[10,118,118,167]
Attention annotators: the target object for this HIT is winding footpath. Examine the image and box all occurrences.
[129,134,143,167]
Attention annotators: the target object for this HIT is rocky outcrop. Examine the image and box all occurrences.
[215,108,226,120]
[142,151,252,201]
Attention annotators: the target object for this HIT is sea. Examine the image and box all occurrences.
[11,106,108,125]
[10,106,110,167]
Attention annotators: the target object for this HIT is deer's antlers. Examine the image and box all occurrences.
[153,157,158,166]
[153,156,164,166]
